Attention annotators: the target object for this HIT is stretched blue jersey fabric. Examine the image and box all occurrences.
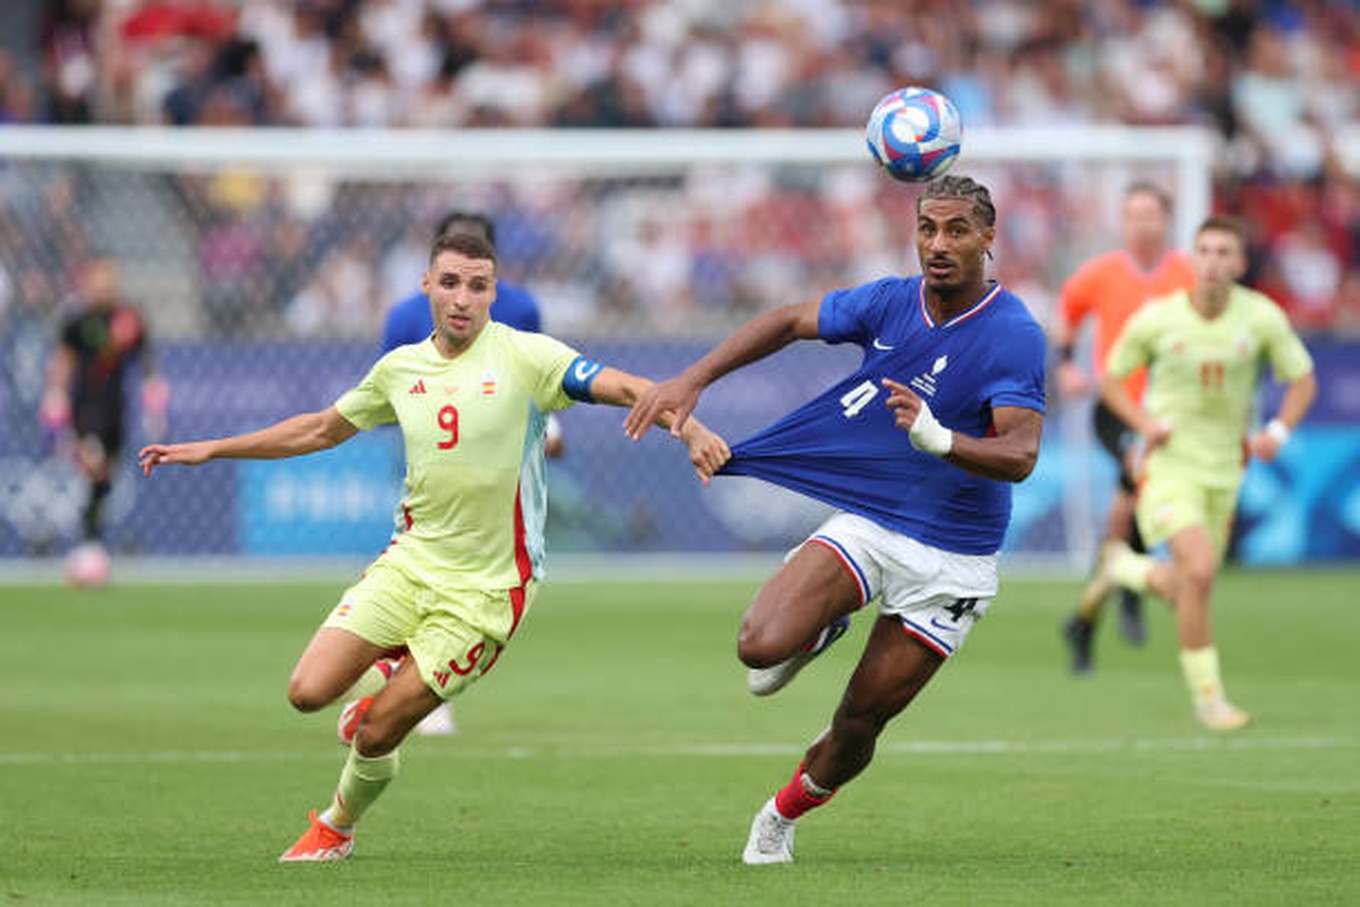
[721,276,1046,555]
[381,280,542,352]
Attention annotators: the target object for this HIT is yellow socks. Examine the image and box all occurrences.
[341,663,392,702]
[326,747,400,829]
[1110,546,1154,592]
[1179,646,1226,705]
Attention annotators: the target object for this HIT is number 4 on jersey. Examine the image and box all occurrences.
[840,380,878,418]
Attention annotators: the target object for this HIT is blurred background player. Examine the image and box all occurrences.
[626,176,1046,865]
[139,232,729,862]
[1086,216,1316,730]
[381,210,562,736]
[41,258,167,583]
[1056,182,1195,672]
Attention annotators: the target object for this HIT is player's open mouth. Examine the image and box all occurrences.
[927,260,954,277]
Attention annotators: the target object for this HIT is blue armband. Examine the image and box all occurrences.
[562,356,605,402]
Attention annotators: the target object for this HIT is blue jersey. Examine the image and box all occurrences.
[721,276,1046,555]
[381,280,542,352]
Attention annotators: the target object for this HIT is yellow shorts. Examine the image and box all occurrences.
[1136,468,1240,559]
[322,557,537,701]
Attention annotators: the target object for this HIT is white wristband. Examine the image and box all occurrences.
[1265,419,1290,445]
[909,400,953,457]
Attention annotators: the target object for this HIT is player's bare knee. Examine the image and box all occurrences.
[1182,559,1216,598]
[286,676,331,713]
[737,621,791,668]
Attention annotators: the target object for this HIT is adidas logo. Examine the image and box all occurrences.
[409,380,427,395]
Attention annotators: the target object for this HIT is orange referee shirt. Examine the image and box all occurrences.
[1059,249,1195,403]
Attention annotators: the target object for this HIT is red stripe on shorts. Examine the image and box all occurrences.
[899,621,952,658]
[805,537,869,606]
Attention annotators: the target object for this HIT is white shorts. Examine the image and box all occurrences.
[799,511,999,658]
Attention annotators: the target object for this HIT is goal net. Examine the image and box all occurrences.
[0,125,1212,575]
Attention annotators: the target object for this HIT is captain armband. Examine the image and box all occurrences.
[562,356,606,402]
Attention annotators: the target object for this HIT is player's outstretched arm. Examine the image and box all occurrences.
[883,378,1042,482]
[589,367,731,484]
[138,406,359,476]
[623,300,821,440]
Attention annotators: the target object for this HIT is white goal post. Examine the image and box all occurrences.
[0,124,1214,575]
[0,123,1213,228]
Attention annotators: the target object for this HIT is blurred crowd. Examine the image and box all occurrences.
[0,0,1358,337]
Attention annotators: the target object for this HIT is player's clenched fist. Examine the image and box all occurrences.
[678,421,730,486]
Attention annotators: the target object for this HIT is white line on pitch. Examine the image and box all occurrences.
[1,735,1353,767]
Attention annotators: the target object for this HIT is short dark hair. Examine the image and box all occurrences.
[1196,215,1247,248]
[1125,180,1173,213]
[918,175,996,226]
[434,210,496,247]
[430,231,497,268]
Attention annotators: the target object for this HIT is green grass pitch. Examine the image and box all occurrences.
[2,568,1356,905]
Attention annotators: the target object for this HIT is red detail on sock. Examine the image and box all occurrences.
[773,761,835,820]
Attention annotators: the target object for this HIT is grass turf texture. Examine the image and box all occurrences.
[1,569,1356,906]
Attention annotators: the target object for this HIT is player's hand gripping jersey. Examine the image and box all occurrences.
[722,276,1046,555]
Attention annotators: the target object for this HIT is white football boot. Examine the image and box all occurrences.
[742,797,796,864]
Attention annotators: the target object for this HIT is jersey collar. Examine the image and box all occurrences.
[918,280,1002,329]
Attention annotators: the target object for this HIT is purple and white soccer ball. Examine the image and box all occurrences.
[865,87,962,183]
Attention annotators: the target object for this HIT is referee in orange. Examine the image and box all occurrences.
[1056,182,1195,673]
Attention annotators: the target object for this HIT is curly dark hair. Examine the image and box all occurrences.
[918,175,996,227]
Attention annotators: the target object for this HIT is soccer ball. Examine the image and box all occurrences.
[865,87,962,183]
[64,542,111,588]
